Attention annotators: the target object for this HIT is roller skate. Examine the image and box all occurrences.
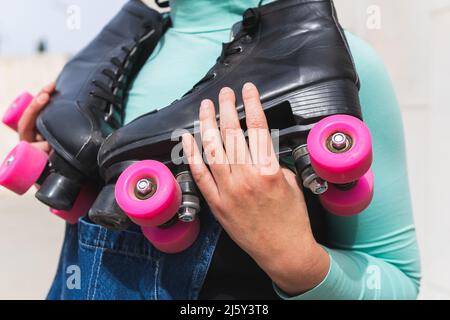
[0,0,165,223]
[94,0,374,253]
[2,93,100,223]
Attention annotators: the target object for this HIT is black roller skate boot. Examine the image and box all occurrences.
[95,0,374,253]
[0,0,166,224]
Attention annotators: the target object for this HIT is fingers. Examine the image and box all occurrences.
[18,81,56,142]
[36,134,45,142]
[190,83,279,203]
[31,141,51,154]
[18,93,49,141]
[182,133,220,204]
[242,83,279,175]
[199,99,231,184]
[218,87,252,170]
[41,81,56,95]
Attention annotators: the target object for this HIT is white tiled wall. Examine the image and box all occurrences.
[334,0,450,299]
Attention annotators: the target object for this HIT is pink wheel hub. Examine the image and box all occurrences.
[319,170,374,216]
[142,218,200,254]
[307,115,372,184]
[2,92,33,131]
[50,185,97,224]
[0,142,48,195]
[115,160,181,227]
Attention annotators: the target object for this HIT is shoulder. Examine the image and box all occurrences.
[344,31,387,79]
[344,31,399,121]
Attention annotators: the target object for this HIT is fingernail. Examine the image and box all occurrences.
[243,82,254,92]
[220,87,233,95]
[37,94,48,104]
[45,82,55,91]
[200,100,210,112]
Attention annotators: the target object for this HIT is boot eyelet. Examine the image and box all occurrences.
[243,35,253,43]
[104,105,115,124]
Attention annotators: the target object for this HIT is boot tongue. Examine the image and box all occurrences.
[169,0,262,32]
[229,21,243,41]
[230,6,262,41]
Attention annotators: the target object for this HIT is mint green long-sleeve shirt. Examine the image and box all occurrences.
[124,0,421,299]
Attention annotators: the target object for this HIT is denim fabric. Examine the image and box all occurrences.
[47,208,222,300]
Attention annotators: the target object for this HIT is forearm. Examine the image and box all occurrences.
[275,247,420,300]
[272,32,422,301]
[259,238,330,295]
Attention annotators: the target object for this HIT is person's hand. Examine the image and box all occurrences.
[18,82,56,153]
[182,83,330,295]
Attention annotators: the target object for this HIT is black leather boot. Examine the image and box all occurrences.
[0,1,165,215]
[95,0,366,229]
[0,0,167,218]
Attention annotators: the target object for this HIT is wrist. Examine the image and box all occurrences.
[264,238,330,296]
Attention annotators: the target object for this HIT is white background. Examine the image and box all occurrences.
[0,0,449,299]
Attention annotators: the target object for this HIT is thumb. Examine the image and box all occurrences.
[281,166,304,191]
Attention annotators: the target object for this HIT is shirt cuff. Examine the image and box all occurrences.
[273,247,343,300]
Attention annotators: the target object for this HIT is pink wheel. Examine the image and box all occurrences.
[50,185,97,224]
[0,141,48,195]
[319,170,374,216]
[142,218,200,254]
[2,92,34,131]
[115,160,181,227]
[307,115,372,184]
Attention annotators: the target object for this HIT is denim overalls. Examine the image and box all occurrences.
[47,207,223,300]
